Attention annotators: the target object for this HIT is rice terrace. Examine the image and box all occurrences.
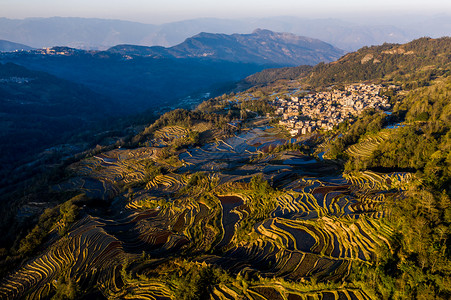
[0,117,415,299]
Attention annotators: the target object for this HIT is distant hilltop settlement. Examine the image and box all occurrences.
[274,84,391,136]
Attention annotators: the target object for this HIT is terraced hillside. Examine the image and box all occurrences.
[346,130,392,159]
[0,118,409,300]
[3,37,449,300]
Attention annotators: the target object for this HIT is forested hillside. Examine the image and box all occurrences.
[306,37,451,87]
[308,37,451,299]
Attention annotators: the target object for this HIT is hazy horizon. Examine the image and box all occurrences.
[2,0,451,25]
[0,12,450,26]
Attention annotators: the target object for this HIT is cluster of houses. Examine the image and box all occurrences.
[275,84,391,136]
[0,77,31,83]
[30,47,81,56]
[31,48,67,55]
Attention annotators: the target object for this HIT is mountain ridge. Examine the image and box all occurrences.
[0,40,33,52]
[107,29,344,65]
[1,15,449,50]
[235,36,451,89]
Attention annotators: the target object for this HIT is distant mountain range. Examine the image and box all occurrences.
[0,40,33,52]
[0,29,342,115]
[0,15,450,51]
[108,29,343,65]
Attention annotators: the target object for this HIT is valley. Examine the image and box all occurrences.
[0,29,342,184]
[0,29,343,115]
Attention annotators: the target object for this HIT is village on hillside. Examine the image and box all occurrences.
[274,84,391,136]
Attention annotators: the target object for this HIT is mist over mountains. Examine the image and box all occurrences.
[0,15,450,51]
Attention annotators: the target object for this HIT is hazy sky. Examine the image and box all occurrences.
[1,0,450,23]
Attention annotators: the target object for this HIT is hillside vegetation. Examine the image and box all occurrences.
[0,37,449,300]
[305,37,451,88]
[308,37,451,299]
